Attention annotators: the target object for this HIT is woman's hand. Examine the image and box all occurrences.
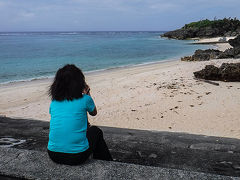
[83,84,90,95]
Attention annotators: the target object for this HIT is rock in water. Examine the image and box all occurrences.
[194,63,240,82]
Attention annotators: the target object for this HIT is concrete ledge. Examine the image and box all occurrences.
[1,116,240,179]
[0,147,238,180]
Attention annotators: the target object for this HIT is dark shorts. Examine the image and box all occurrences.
[48,126,112,165]
[48,148,91,165]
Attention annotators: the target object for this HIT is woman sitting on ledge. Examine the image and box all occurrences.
[47,64,113,165]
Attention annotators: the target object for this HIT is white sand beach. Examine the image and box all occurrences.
[193,36,235,51]
[1,40,240,139]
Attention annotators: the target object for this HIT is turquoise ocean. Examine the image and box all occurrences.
[0,31,210,84]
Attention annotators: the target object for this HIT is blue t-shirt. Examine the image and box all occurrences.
[48,94,95,153]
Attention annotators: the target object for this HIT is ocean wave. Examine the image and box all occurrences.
[58,32,78,35]
[0,33,28,36]
[85,58,179,75]
[0,75,54,85]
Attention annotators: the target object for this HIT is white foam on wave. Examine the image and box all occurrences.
[59,32,78,35]
[0,33,26,36]
[0,75,54,85]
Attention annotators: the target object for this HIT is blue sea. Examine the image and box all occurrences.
[0,31,210,84]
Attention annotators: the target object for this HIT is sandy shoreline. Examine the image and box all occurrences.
[1,39,240,139]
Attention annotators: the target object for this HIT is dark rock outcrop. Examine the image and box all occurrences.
[194,65,220,80]
[219,63,240,81]
[182,36,240,61]
[181,49,222,61]
[218,47,240,59]
[229,35,240,47]
[181,56,193,61]
[218,35,240,59]
[162,28,197,40]
[193,49,222,61]
[194,63,240,81]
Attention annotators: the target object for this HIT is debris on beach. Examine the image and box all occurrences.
[157,82,180,90]
[194,77,220,86]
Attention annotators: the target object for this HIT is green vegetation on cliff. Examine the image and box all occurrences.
[162,18,240,39]
[183,18,240,29]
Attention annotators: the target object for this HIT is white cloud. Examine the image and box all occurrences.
[19,12,35,18]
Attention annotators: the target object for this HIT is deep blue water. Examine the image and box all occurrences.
[0,31,210,84]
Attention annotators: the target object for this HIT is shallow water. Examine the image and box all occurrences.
[0,31,210,84]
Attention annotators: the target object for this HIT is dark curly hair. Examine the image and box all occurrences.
[49,64,86,101]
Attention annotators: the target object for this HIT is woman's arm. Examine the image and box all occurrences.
[87,91,97,116]
[89,106,97,116]
[83,84,97,116]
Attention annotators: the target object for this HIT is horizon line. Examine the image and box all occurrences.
[0,30,170,33]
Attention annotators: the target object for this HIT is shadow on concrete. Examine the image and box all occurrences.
[0,116,240,177]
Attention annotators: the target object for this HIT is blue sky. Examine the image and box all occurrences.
[0,0,240,31]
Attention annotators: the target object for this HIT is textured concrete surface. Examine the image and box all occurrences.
[0,147,238,180]
[1,116,240,179]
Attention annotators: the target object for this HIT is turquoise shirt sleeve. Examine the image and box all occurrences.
[85,95,95,113]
